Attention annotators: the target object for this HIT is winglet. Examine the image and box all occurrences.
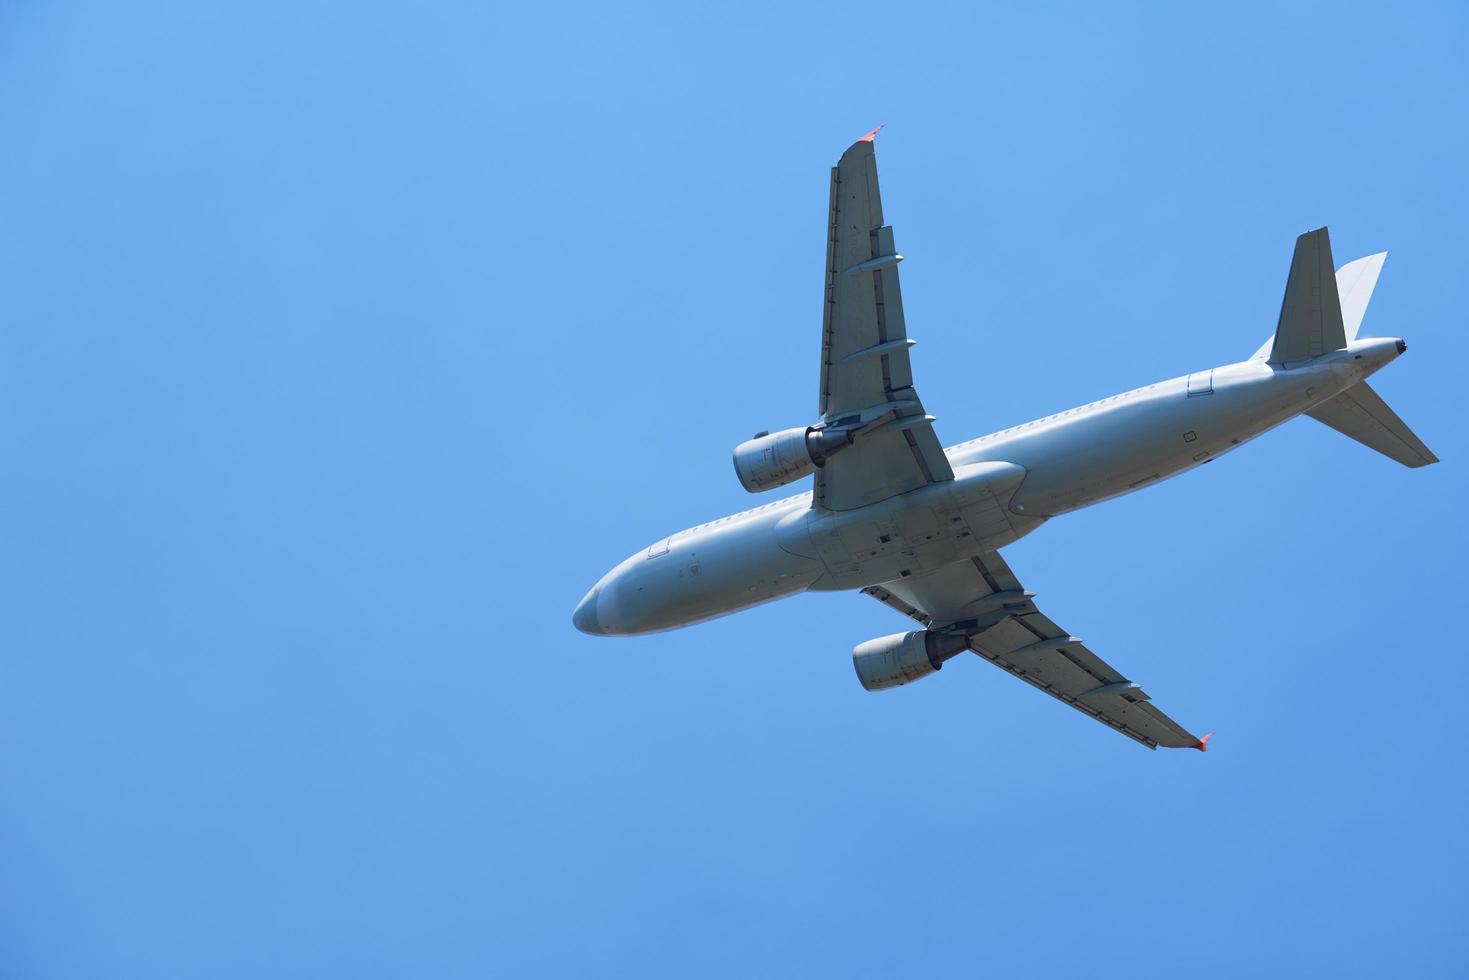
[857,124,883,143]
[1193,732,1214,753]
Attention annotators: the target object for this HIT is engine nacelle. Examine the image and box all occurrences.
[852,630,970,692]
[732,425,855,493]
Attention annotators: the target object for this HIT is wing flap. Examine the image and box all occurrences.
[870,552,1203,750]
[969,611,1200,750]
[862,583,931,625]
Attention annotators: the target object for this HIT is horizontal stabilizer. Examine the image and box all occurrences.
[1336,251,1387,341]
[1307,381,1439,468]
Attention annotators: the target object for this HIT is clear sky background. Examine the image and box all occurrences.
[2,3,1466,977]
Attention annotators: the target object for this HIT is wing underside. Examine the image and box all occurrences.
[815,136,952,511]
[866,552,1204,750]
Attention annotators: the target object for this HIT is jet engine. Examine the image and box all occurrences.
[852,630,971,691]
[732,425,857,493]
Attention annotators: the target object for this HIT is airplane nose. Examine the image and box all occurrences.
[573,587,605,635]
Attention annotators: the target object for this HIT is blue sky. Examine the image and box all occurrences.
[2,2,1466,977]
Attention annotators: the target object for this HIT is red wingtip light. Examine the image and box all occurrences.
[1194,732,1214,752]
[858,124,884,143]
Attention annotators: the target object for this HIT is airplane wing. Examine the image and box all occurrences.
[815,132,953,512]
[864,551,1207,750]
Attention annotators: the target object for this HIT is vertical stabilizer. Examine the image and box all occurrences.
[1269,228,1347,363]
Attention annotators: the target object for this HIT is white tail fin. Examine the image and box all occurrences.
[1251,244,1388,360]
[1268,228,1347,363]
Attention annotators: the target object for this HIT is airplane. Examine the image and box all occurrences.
[572,131,1438,750]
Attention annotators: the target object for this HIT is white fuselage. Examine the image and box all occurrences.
[573,337,1404,636]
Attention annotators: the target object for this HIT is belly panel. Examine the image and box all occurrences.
[804,461,1034,591]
